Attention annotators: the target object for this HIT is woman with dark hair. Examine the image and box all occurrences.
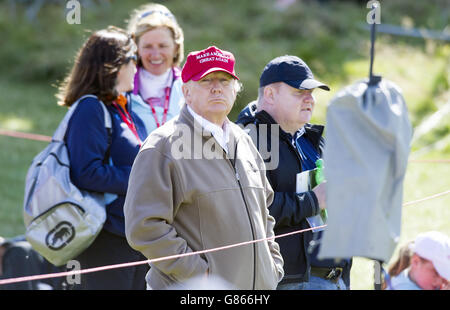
[56,26,148,290]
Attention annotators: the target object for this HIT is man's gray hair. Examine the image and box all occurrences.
[257,83,281,108]
[234,79,243,94]
[257,87,265,106]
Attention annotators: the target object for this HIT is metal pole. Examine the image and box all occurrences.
[368,3,381,86]
[369,20,376,81]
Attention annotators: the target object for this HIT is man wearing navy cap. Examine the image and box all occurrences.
[237,55,352,290]
[124,46,284,290]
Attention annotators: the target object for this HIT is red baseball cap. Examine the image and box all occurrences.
[181,46,239,83]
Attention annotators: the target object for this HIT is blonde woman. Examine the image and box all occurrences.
[127,3,185,136]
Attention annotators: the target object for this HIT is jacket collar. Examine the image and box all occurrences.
[254,110,292,141]
[254,109,324,146]
[186,105,231,153]
[179,104,244,148]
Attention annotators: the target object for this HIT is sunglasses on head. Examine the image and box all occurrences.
[125,54,138,64]
[139,10,176,21]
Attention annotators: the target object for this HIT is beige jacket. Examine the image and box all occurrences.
[124,105,284,289]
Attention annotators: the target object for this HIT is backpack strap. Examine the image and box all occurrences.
[99,99,112,132]
[52,95,112,142]
[100,102,113,165]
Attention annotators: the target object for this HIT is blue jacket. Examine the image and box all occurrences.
[236,101,352,286]
[65,96,145,236]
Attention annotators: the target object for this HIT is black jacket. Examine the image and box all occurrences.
[236,101,351,285]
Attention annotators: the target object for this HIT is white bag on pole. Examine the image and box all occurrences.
[318,78,412,263]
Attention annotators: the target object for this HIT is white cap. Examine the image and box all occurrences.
[410,231,450,281]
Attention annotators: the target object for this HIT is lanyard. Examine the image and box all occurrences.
[112,101,141,146]
[145,86,171,128]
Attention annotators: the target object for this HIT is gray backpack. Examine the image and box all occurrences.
[23,95,111,266]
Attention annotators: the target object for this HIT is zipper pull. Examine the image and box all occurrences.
[235,170,240,181]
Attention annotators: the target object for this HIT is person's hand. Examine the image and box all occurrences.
[312,181,327,210]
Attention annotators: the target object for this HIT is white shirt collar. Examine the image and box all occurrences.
[187,105,230,153]
[139,68,172,100]
[296,126,306,139]
[292,126,306,147]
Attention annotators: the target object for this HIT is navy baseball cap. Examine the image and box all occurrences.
[260,55,330,91]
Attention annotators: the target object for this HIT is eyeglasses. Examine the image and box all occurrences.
[198,77,233,88]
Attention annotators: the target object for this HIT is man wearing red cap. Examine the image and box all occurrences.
[124,46,284,290]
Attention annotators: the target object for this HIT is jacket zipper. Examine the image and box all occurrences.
[227,143,257,290]
[285,135,313,275]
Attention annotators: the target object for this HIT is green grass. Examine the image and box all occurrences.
[0,79,66,237]
[0,0,449,289]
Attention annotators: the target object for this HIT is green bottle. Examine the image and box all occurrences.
[315,159,328,222]
[315,159,324,185]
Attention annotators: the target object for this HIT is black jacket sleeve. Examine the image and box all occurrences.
[269,190,320,229]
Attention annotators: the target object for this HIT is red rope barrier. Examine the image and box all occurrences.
[0,225,325,286]
[0,129,51,142]
[1,129,450,163]
[0,128,449,287]
[403,189,450,207]
[0,187,449,286]
[409,159,450,163]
